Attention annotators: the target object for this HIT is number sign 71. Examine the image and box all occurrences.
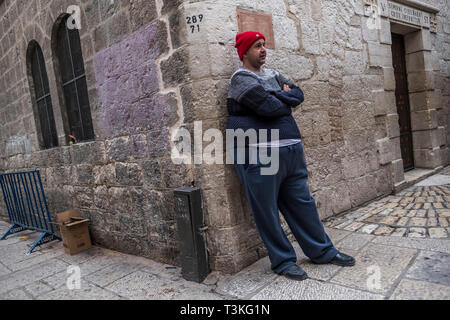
[186,14,204,33]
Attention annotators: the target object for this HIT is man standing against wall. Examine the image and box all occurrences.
[227,31,355,281]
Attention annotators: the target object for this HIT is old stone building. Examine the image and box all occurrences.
[0,0,448,274]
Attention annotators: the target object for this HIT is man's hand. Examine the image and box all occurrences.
[283,84,291,92]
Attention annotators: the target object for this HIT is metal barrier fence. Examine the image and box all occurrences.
[0,170,60,255]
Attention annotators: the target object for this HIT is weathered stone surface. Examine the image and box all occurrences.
[0,260,68,296]
[251,277,384,300]
[129,0,158,32]
[216,256,276,298]
[168,9,185,50]
[390,279,450,300]
[161,0,183,15]
[105,136,133,162]
[160,47,190,86]
[405,251,450,286]
[367,41,392,67]
[330,243,417,294]
[115,162,143,186]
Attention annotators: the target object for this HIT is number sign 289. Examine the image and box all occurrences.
[186,14,204,33]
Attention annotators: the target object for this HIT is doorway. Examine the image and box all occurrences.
[391,33,415,171]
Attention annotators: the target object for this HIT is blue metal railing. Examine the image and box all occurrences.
[0,170,61,254]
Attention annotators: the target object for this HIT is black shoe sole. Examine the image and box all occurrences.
[282,273,308,281]
[330,260,355,267]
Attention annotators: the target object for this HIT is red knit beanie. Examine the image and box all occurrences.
[235,31,266,61]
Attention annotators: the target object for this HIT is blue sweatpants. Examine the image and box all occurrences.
[233,142,338,274]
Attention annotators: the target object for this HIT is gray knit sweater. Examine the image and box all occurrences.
[226,68,304,146]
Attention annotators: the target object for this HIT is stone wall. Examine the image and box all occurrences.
[174,0,450,273]
[0,0,193,266]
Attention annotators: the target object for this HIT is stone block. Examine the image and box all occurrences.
[273,15,299,50]
[161,0,183,15]
[413,148,440,169]
[437,126,447,147]
[391,159,405,183]
[156,19,170,56]
[411,109,438,131]
[348,174,378,207]
[386,114,400,138]
[372,89,387,116]
[392,137,402,160]
[264,51,314,82]
[404,29,431,54]
[435,147,449,167]
[75,164,94,185]
[319,22,335,55]
[203,190,235,228]
[115,162,143,186]
[71,141,107,165]
[183,1,237,45]
[379,18,391,45]
[159,157,191,188]
[361,16,379,42]
[147,129,171,158]
[168,9,185,50]
[139,189,175,222]
[383,67,396,91]
[375,165,393,196]
[367,41,392,67]
[429,89,442,109]
[330,183,352,216]
[209,43,240,77]
[407,71,435,92]
[186,43,211,80]
[301,20,320,54]
[107,10,131,47]
[376,137,395,165]
[412,130,439,149]
[160,47,190,86]
[342,151,379,179]
[409,90,434,112]
[431,51,441,71]
[342,100,375,131]
[105,136,132,162]
[82,0,100,31]
[406,51,433,72]
[347,26,363,50]
[129,0,158,32]
[344,50,364,75]
[93,163,116,186]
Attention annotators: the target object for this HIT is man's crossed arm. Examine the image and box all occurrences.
[231,79,304,118]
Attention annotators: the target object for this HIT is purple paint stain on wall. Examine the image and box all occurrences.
[94,22,166,140]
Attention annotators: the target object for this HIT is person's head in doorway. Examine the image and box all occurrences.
[235,31,266,73]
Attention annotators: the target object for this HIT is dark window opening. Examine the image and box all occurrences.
[57,15,94,142]
[30,43,58,149]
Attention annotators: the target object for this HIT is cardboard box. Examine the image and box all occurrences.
[57,209,92,255]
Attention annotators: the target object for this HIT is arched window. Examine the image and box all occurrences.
[29,42,58,149]
[56,15,94,142]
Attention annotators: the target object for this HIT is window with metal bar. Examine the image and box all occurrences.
[30,43,58,149]
[56,15,94,142]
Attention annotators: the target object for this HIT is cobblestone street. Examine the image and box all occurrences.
[324,166,450,239]
[0,167,449,300]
